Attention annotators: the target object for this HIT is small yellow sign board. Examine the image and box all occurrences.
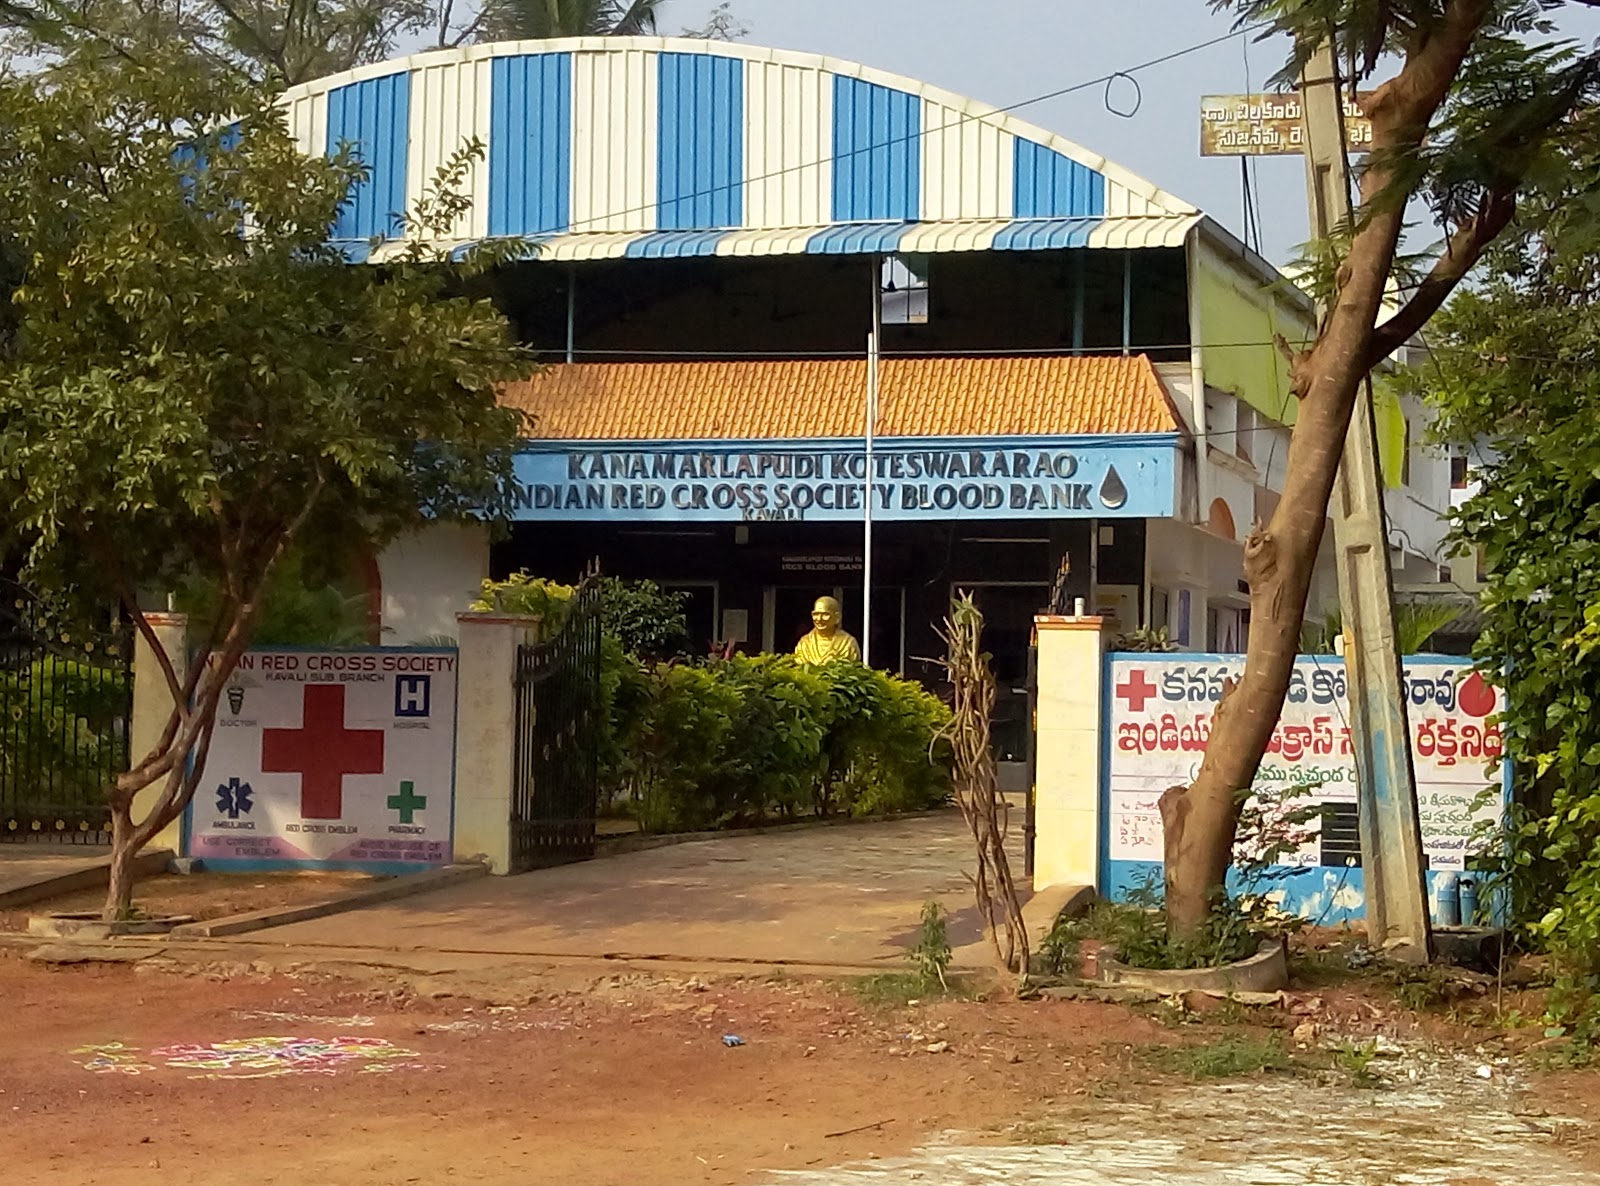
[1199,93,1374,157]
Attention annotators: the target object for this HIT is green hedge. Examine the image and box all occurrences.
[616,654,953,833]
[474,573,954,835]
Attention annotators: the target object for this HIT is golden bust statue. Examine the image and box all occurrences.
[794,596,862,665]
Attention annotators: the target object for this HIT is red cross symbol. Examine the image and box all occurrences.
[1115,670,1158,712]
[261,684,385,820]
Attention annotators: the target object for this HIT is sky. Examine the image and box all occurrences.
[657,0,1600,266]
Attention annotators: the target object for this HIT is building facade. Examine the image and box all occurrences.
[281,38,1455,746]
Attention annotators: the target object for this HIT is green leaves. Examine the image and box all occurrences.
[2,0,438,87]
[619,654,952,833]
[1409,104,1600,980]
[479,0,663,39]
[0,49,530,674]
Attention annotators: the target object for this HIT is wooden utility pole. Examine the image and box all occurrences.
[1301,42,1433,961]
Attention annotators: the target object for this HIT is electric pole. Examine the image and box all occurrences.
[1300,42,1433,962]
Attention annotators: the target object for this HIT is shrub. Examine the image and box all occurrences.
[819,660,953,817]
[618,656,953,834]
[178,548,372,647]
[591,577,690,660]
[699,655,833,823]
[470,572,575,641]
[470,571,954,835]
[629,663,742,832]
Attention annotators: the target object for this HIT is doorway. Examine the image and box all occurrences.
[660,580,719,656]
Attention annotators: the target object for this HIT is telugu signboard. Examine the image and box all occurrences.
[1104,654,1503,921]
[186,648,458,872]
[513,437,1179,523]
[1200,92,1374,157]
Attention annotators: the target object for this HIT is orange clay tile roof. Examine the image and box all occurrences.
[498,355,1182,441]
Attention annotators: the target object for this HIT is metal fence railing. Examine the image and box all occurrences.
[0,580,131,845]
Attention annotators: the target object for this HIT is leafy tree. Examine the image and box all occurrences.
[1409,114,1600,978]
[1299,601,1463,654]
[0,49,531,918]
[680,1,746,39]
[592,577,690,660]
[5,1,747,87]
[1163,0,1600,939]
[477,0,662,40]
[2,0,437,85]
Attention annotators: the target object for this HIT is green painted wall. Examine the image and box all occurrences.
[1194,239,1406,487]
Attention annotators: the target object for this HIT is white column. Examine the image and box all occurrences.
[129,612,189,853]
[452,611,539,873]
[1032,614,1110,891]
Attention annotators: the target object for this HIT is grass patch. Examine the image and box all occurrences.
[1327,1039,1388,1089]
[1139,1033,1296,1080]
[852,972,969,1008]
[1287,944,1363,989]
[1040,895,1277,976]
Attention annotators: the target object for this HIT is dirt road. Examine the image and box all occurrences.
[6,950,1598,1186]
[0,951,1148,1186]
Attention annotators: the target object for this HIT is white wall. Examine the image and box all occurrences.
[378,523,491,645]
[1384,388,1453,585]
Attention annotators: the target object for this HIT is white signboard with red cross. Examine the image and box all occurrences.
[185,648,458,872]
[1102,653,1505,922]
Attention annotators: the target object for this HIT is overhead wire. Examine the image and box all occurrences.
[522,338,1585,366]
[489,24,1271,236]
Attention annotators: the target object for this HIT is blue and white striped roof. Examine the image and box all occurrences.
[282,38,1202,261]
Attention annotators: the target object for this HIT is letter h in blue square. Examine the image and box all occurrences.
[395,674,432,718]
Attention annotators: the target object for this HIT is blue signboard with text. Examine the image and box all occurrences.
[512,434,1180,523]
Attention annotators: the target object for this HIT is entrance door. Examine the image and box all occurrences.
[840,585,906,675]
[953,583,1050,765]
[769,585,904,673]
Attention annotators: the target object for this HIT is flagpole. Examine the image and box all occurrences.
[863,327,878,668]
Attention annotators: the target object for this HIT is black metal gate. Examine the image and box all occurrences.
[0,580,131,844]
[510,585,602,872]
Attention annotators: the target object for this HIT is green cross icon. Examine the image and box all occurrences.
[387,780,427,824]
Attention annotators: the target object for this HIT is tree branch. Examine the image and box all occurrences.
[77,528,185,712]
[1366,188,1516,365]
[132,467,329,837]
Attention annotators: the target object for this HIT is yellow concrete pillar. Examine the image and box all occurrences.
[129,612,189,853]
[1032,614,1110,891]
[452,612,539,873]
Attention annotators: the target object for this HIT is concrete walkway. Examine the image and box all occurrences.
[0,844,112,897]
[221,812,1032,971]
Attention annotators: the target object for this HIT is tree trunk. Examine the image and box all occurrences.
[102,801,139,922]
[1159,402,1348,935]
[1157,3,1495,940]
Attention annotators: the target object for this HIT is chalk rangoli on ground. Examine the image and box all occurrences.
[232,1010,378,1027]
[73,1035,430,1078]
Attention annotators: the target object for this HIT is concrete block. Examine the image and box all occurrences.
[1098,939,1290,994]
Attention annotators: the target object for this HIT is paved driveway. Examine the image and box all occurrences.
[0,844,111,897]
[244,812,1030,970]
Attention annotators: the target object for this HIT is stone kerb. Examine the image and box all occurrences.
[452,612,541,873]
[1031,615,1109,892]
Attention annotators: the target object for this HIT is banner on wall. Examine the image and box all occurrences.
[512,436,1180,524]
[185,648,458,872]
[1104,654,1504,917]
